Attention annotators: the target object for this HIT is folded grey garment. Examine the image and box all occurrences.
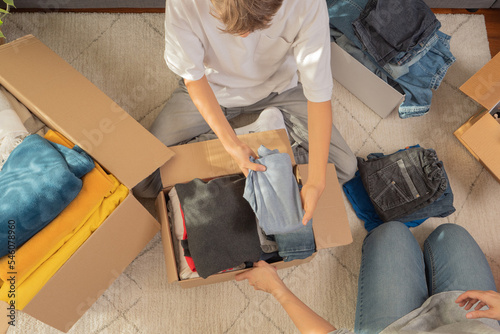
[167,188,248,280]
[175,175,262,279]
[256,219,279,253]
[0,86,48,136]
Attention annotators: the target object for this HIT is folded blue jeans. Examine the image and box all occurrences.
[351,0,440,66]
[357,147,447,222]
[343,171,427,232]
[367,152,455,222]
[244,145,304,235]
[327,0,455,118]
[273,219,315,262]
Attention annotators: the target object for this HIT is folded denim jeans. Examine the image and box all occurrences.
[352,0,440,66]
[327,0,455,118]
[357,147,447,222]
[274,219,315,262]
[366,151,455,222]
[343,171,427,232]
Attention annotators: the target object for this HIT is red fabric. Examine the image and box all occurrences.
[180,202,196,272]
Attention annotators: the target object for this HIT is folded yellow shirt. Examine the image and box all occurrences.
[15,177,128,310]
[0,130,115,286]
[0,130,129,310]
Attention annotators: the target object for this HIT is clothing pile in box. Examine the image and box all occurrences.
[0,87,128,310]
[343,146,455,232]
[166,146,316,280]
[327,0,456,118]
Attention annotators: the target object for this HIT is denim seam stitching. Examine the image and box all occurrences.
[425,239,436,295]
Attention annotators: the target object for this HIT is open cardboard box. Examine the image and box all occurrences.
[155,129,353,288]
[454,51,500,182]
[0,35,174,332]
[330,42,405,118]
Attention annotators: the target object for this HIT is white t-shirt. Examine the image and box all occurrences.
[164,0,333,108]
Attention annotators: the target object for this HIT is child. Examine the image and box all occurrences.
[134,0,357,223]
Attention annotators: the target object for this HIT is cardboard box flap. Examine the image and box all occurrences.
[460,52,500,110]
[0,35,174,188]
[330,42,404,118]
[297,164,352,249]
[460,114,500,178]
[156,192,179,284]
[160,129,293,188]
[23,194,160,332]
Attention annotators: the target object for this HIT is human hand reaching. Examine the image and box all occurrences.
[455,290,500,320]
[226,141,266,177]
[300,181,325,225]
[235,261,288,297]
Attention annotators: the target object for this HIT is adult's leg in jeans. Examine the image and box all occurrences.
[424,223,497,295]
[355,222,428,334]
[257,84,356,184]
[133,80,211,198]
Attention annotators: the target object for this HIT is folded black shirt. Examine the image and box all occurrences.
[175,175,261,278]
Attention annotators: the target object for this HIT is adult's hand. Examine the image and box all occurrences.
[235,261,288,297]
[300,181,325,225]
[226,141,266,177]
[456,290,500,320]
[236,261,337,333]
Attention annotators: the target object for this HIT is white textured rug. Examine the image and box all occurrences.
[3,11,499,334]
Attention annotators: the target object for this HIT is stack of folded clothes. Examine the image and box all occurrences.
[0,124,128,308]
[343,146,455,231]
[166,146,316,280]
[327,0,456,118]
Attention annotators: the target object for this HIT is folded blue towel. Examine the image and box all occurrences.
[0,134,94,257]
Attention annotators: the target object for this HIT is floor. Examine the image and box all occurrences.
[432,9,500,56]
[14,7,500,56]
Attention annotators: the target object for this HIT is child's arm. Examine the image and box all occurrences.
[184,76,266,175]
[300,100,332,224]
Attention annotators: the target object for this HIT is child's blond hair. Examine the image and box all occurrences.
[210,0,284,35]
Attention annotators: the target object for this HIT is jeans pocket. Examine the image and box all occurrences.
[368,159,421,211]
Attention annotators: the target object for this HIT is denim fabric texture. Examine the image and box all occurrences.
[175,175,262,278]
[357,147,447,222]
[327,0,456,118]
[343,171,427,232]
[244,145,305,235]
[274,219,315,262]
[366,151,455,222]
[354,222,498,334]
[351,0,440,66]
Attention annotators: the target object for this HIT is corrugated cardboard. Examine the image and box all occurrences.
[459,52,500,111]
[455,52,500,182]
[157,129,353,288]
[159,130,294,188]
[0,35,174,332]
[330,42,405,118]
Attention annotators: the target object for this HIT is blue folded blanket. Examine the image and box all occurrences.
[0,134,94,257]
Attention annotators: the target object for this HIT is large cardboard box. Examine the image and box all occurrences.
[155,129,353,288]
[454,52,500,182]
[0,35,174,332]
[330,42,405,118]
